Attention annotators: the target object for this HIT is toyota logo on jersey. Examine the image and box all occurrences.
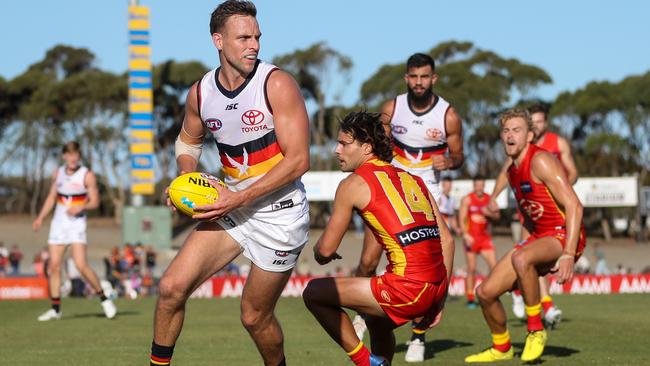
[241,110,265,125]
[205,118,222,132]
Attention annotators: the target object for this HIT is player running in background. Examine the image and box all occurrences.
[465,109,585,363]
[459,176,499,308]
[490,103,577,325]
[149,1,310,365]
[303,111,454,366]
[32,141,117,321]
[353,52,464,363]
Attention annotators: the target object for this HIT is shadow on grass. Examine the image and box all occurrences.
[395,338,473,360]
[65,310,140,319]
[512,342,580,360]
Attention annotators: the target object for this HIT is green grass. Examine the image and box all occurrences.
[1,294,648,365]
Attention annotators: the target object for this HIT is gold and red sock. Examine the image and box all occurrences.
[347,341,371,366]
[150,342,174,366]
[467,290,476,303]
[541,295,554,313]
[525,303,544,332]
[492,330,511,353]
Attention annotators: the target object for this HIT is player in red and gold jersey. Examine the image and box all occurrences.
[490,103,578,326]
[303,111,454,366]
[459,176,499,308]
[465,109,585,363]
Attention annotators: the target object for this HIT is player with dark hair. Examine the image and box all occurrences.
[353,52,464,363]
[465,109,585,363]
[303,111,454,366]
[33,141,117,321]
[459,175,499,308]
[150,1,310,365]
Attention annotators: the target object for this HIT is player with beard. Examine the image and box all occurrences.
[353,53,463,363]
[489,103,577,326]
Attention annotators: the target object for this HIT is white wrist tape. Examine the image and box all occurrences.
[175,136,202,162]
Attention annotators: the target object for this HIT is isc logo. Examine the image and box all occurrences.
[226,103,238,110]
[188,177,212,187]
[272,259,288,265]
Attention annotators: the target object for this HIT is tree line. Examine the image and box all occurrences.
[1,41,648,221]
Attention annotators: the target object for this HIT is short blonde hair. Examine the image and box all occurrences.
[498,108,533,130]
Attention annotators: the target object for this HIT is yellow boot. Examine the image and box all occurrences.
[465,347,514,363]
[521,330,547,362]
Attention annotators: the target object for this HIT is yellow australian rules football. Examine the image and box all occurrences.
[168,172,226,217]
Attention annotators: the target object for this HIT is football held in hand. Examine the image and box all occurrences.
[168,172,225,216]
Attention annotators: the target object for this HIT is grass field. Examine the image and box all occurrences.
[1,294,649,365]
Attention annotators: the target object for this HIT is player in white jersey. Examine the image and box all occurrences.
[439,177,461,235]
[150,2,309,366]
[32,141,117,321]
[353,53,464,363]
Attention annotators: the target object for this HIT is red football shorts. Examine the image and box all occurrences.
[370,272,448,326]
[464,235,495,254]
[516,226,587,260]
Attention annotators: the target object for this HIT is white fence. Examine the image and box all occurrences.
[303,172,639,208]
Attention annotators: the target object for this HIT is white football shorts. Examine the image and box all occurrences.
[217,200,309,272]
[48,214,87,245]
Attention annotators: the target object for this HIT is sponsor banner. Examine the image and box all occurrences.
[128,5,154,195]
[0,277,49,299]
[573,177,638,207]
[188,274,650,299]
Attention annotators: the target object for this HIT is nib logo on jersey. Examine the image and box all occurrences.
[241,109,269,133]
[395,225,440,247]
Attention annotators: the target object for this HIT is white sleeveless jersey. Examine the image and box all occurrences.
[54,165,89,219]
[390,93,450,173]
[197,60,307,223]
[438,193,457,217]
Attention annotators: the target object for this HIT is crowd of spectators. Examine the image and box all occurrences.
[103,243,157,298]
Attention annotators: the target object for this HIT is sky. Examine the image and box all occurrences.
[1,0,649,107]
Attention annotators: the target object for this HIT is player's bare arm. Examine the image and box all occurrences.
[314,174,369,264]
[32,169,59,231]
[488,158,512,212]
[557,136,578,185]
[379,98,396,137]
[481,204,500,221]
[531,152,583,283]
[176,82,206,175]
[193,70,309,220]
[432,106,464,170]
[459,195,473,245]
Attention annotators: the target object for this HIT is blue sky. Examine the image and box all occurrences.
[1,0,649,106]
